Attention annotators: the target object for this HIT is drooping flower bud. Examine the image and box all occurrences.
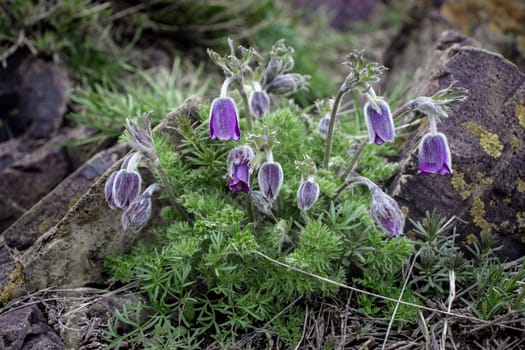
[258,161,283,200]
[209,96,240,141]
[265,74,309,96]
[364,98,395,145]
[418,132,452,175]
[227,145,255,193]
[249,89,271,118]
[317,114,331,140]
[370,187,405,237]
[297,179,320,210]
[349,176,404,237]
[105,152,143,209]
[250,190,274,216]
[121,184,160,232]
[126,113,155,158]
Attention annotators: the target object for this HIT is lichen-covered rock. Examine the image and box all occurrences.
[21,96,202,291]
[389,38,525,259]
[2,143,128,250]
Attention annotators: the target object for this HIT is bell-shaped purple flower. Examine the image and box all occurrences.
[370,188,405,237]
[104,152,143,209]
[418,132,452,175]
[209,97,240,141]
[297,179,320,210]
[112,169,142,209]
[265,74,308,96]
[121,184,160,232]
[258,161,283,200]
[364,99,395,145]
[317,114,330,140]
[227,145,255,193]
[249,90,271,118]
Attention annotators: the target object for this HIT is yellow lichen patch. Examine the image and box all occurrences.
[470,197,492,235]
[503,197,512,205]
[515,99,525,130]
[476,172,494,186]
[465,233,478,245]
[517,178,525,193]
[451,172,466,191]
[510,135,520,149]
[76,206,101,226]
[68,196,79,209]
[56,224,72,238]
[38,219,53,235]
[500,220,510,228]
[0,262,24,306]
[401,206,410,216]
[466,122,504,158]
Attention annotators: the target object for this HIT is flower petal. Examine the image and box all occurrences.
[419,133,452,175]
[209,97,240,141]
[258,162,283,200]
[364,100,394,145]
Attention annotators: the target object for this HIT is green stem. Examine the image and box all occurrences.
[322,90,345,169]
[238,87,253,132]
[392,102,411,121]
[154,158,188,220]
[333,141,367,199]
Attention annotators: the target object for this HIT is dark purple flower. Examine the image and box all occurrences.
[126,114,155,157]
[317,115,330,140]
[258,161,283,200]
[209,97,240,141]
[227,145,255,193]
[104,152,143,209]
[112,169,142,209]
[364,99,395,145]
[418,132,452,175]
[297,179,320,210]
[121,184,159,232]
[249,90,271,118]
[265,74,308,96]
[370,188,405,237]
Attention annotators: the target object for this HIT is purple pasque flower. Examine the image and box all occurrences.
[317,114,330,140]
[122,184,160,232]
[364,98,395,145]
[350,176,404,237]
[126,113,155,157]
[265,73,309,96]
[249,89,271,118]
[297,178,320,210]
[227,145,255,193]
[370,187,405,237]
[418,132,452,175]
[258,161,283,200]
[105,152,143,209]
[209,96,241,141]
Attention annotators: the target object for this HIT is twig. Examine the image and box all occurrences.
[441,270,456,350]
[294,304,309,350]
[382,251,420,350]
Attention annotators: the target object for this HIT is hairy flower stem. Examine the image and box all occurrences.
[238,87,253,132]
[322,89,345,169]
[392,103,411,121]
[333,141,367,199]
[153,159,188,220]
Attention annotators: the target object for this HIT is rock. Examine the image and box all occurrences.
[2,144,128,250]
[0,304,64,350]
[389,38,525,259]
[0,127,96,232]
[381,12,477,94]
[0,54,70,140]
[21,96,202,291]
[0,239,24,306]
